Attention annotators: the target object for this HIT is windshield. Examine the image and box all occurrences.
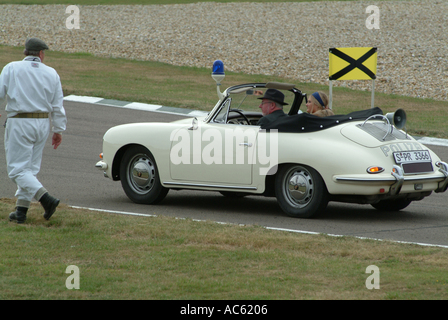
[228,87,295,113]
[211,85,296,124]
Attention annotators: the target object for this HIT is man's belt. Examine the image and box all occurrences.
[11,112,49,119]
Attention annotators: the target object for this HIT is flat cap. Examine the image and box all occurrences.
[25,37,49,51]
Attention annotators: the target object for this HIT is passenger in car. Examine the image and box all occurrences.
[256,89,288,127]
[306,91,334,117]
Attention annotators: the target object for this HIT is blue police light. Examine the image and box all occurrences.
[212,60,225,75]
[211,60,225,99]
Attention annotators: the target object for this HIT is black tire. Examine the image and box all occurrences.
[120,146,168,204]
[275,164,328,218]
[371,199,412,211]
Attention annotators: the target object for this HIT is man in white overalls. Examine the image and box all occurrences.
[0,37,67,223]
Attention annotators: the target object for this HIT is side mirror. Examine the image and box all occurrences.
[188,117,198,130]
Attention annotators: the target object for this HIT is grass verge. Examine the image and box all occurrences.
[1,198,448,300]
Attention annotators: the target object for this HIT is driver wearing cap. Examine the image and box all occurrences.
[257,89,288,127]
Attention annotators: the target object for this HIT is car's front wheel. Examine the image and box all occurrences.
[275,164,328,218]
[120,146,168,204]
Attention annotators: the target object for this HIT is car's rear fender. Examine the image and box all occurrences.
[258,126,445,196]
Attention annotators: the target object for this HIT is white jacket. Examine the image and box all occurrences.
[0,56,66,133]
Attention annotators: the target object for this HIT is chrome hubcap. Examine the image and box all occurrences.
[128,155,155,194]
[285,168,314,207]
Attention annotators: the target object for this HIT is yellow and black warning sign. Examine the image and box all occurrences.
[329,47,377,80]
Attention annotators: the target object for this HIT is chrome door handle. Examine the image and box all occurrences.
[239,142,253,147]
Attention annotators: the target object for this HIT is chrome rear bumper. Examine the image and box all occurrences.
[435,161,448,193]
[334,161,448,195]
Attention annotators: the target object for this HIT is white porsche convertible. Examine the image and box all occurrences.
[96,62,448,218]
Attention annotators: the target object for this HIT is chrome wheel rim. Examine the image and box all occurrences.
[284,167,314,208]
[127,154,155,195]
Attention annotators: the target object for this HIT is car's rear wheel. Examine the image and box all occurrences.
[120,146,168,204]
[275,164,328,218]
[371,199,412,211]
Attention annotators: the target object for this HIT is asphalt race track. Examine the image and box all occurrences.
[1,100,447,247]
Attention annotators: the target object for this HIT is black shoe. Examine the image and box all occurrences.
[9,206,28,224]
[40,193,60,220]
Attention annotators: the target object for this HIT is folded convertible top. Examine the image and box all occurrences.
[261,107,383,133]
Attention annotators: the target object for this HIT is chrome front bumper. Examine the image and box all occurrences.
[95,160,108,170]
[95,160,109,178]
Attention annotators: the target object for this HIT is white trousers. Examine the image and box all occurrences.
[4,118,50,207]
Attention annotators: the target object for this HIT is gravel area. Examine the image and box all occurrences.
[1,1,447,102]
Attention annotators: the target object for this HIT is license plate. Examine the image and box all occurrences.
[393,150,431,164]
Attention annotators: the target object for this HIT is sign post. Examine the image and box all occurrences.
[328,47,377,109]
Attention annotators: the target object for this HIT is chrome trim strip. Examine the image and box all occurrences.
[335,176,443,183]
[163,181,257,190]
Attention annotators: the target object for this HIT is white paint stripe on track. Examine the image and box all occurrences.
[70,205,448,249]
[64,95,104,104]
[70,205,157,218]
[416,137,448,147]
[265,226,448,249]
[123,102,165,112]
[63,94,208,117]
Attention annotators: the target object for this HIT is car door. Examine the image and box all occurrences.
[169,120,258,185]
